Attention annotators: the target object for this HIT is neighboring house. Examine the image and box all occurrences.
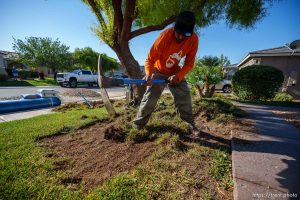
[0,50,29,76]
[0,50,55,78]
[0,53,7,75]
[237,40,300,99]
[223,64,238,80]
[35,67,55,78]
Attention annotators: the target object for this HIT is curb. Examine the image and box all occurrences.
[231,130,238,200]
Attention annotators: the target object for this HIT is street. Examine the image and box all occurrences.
[0,86,126,122]
[0,86,126,99]
[0,85,172,123]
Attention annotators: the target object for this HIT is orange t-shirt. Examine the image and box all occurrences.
[145,27,199,81]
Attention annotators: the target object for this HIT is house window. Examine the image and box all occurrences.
[48,69,51,74]
[287,71,298,86]
[253,58,261,65]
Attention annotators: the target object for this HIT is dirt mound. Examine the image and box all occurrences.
[52,101,105,112]
[62,88,101,97]
[0,96,20,101]
[40,122,154,191]
[104,125,126,142]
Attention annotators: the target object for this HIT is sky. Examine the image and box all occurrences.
[1,0,300,66]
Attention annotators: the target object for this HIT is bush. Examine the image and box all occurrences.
[30,71,39,78]
[273,92,294,102]
[232,65,284,100]
[0,74,9,81]
[17,70,39,79]
[18,70,31,79]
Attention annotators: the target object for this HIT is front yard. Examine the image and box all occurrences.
[0,95,248,199]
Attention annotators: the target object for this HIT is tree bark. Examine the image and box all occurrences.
[195,84,204,97]
[113,42,146,102]
[208,85,215,98]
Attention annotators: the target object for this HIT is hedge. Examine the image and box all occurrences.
[232,65,284,100]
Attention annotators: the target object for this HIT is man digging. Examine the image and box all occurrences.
[133,11,201,137]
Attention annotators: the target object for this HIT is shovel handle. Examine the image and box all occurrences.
[122,79,168,85]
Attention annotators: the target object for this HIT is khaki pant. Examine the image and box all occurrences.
[133,72,194,129]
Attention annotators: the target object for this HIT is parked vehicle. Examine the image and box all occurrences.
[56,69,98,88]
[215,80,232,93]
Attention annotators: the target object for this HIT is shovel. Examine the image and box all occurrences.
[98,54,168,116]
[98,55,117,117]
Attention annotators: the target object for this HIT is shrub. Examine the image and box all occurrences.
[0,74,9,81]
[273,92,294,102]
[17,70,39,79]
[17,70,31,79]
[30,71,39,78]
[232,65,284,100]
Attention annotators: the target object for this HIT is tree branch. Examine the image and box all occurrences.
[86,0,107,32]
[112,0,123,45]
[129,16,176,39]
[191,0,207,13]
[121,0,136,40]
[112,0,123,32]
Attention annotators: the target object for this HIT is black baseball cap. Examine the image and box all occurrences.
[174,11,195,37]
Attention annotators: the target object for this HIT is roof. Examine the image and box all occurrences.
[250,46,300,55]
[0,50,19,60]
[237,44,300,68]
[223,64,238,69]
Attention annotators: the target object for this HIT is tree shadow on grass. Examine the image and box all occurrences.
[144,124,231,151]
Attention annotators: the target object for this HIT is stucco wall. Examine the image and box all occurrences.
[0,56,8,75]
[260,56,300,99]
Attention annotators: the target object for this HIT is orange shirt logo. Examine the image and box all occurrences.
[166,50,182,68]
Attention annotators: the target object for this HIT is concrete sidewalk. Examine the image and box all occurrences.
[0,108,53,123]
[231,103,300,200]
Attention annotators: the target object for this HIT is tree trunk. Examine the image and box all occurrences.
[113,42,146,103]
[208,85,215,98]
[202,84,215,98]
[195,84,204,97]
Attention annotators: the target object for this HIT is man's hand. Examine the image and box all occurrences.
[168,75,180,85]
[143,74,154,86]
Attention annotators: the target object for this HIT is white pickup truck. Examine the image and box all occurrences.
[56,69,98,88]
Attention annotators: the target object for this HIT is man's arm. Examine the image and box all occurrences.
[144,31,166,78]
[176,36,199,82]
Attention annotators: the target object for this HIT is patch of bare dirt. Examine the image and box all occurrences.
[273,110,300,129]
[40,121,155,191]
[0,96,20,101]
[62,88,101,97]
[40,96,254,198]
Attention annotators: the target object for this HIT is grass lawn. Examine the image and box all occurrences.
[0,96,241,199]
[0,78,58,87]
[0,108,108,199]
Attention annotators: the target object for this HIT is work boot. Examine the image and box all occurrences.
[132,123,143,130]
[188,124,202,138]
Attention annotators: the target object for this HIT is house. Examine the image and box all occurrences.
[0,50,54,78]
[35,67,55,78]
[223,64,238,80]
[0,53,7,75]
[237,40,300,99]
[0,50,29,76]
